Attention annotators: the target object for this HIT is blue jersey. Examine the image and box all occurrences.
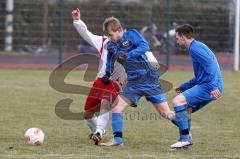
[180,40,223,92]
[105,29,160,85]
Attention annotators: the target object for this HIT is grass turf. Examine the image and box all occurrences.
[0,69,239,159]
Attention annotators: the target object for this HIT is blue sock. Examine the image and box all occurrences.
[174,105,191,141]
[172,109,192,139]
[187,107,192,132]
[187,108,192,139]
[172,115,182,136]
[112,113,123,143]
[188,118,191,131]
[171,115,178,127]
[188,118,192,140]
[172,113,191,134]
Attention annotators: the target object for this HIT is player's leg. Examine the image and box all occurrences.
[110,84,143,145]
[97,81,121,135]
[94,99,110,136]
[152,99,191,141]
[100,95,130,146]
[91,99,110,145]
[83,95,101,136]
[170,85,214,149]
[172,93,190,132]
[83,79,103,137]
[146,88,189,145]
[145,86,175,122]
[148,93,182,139]
[170,93,192,149]
[112,95,131,143]
[153,102,175,121]
[92,81,121,144]
[152,100,189,144]
[100,84,142,146]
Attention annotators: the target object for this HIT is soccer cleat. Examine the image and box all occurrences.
[170,140,193,149]
[88,129,106,140]
[99,139,123,147]
[91,132,102,145]
[88,133,93,139]
[102,129,106,135]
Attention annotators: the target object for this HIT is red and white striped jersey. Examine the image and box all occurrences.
[73,19,110,78]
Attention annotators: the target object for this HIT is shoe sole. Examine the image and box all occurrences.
[99,143,124,147]
[169,143,193,151]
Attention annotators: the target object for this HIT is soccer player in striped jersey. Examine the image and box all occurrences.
[72,8,124,143]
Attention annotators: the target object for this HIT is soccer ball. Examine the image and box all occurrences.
[24,128,44,146]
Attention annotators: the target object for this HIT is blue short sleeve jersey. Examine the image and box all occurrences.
[179,40,223,92]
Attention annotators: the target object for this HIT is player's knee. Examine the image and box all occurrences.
[173,97,186,106]
[111,103,124,113]
[101,99,111,110]
[111,96,129,113]
[83,111,95,120]
[172,96,181,106]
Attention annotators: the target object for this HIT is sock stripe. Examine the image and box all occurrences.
[114,132,123,138]
[174,105,187,112]
[174,104,191,140]
[181,129,190,135]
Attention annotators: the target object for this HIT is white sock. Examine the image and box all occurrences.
[95,109,109,136]
[84,116,97,133]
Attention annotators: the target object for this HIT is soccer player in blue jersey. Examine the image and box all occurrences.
[93,17,175,146]
[170,24,223,149]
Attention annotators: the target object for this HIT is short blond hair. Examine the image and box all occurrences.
[103,16,122,33]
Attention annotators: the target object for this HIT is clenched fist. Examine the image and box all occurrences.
[72,8,80,20]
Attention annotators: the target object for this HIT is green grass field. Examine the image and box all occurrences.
[0,69,240,159]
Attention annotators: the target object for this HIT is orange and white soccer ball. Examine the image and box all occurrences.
[24,128,44,146]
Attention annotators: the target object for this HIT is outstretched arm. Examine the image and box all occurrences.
[179,77,197,92]
[72,8,105,53]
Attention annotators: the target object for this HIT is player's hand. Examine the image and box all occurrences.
[211,88,221,99]
[72,8,80,20]
[101,73,110,85]
[175,87,182,94]
[117,53,127,64]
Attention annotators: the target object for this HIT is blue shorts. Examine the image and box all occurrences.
[182,85,216,113]
[120,84,167,107]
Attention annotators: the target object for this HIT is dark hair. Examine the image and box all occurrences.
[175,24,194,38]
